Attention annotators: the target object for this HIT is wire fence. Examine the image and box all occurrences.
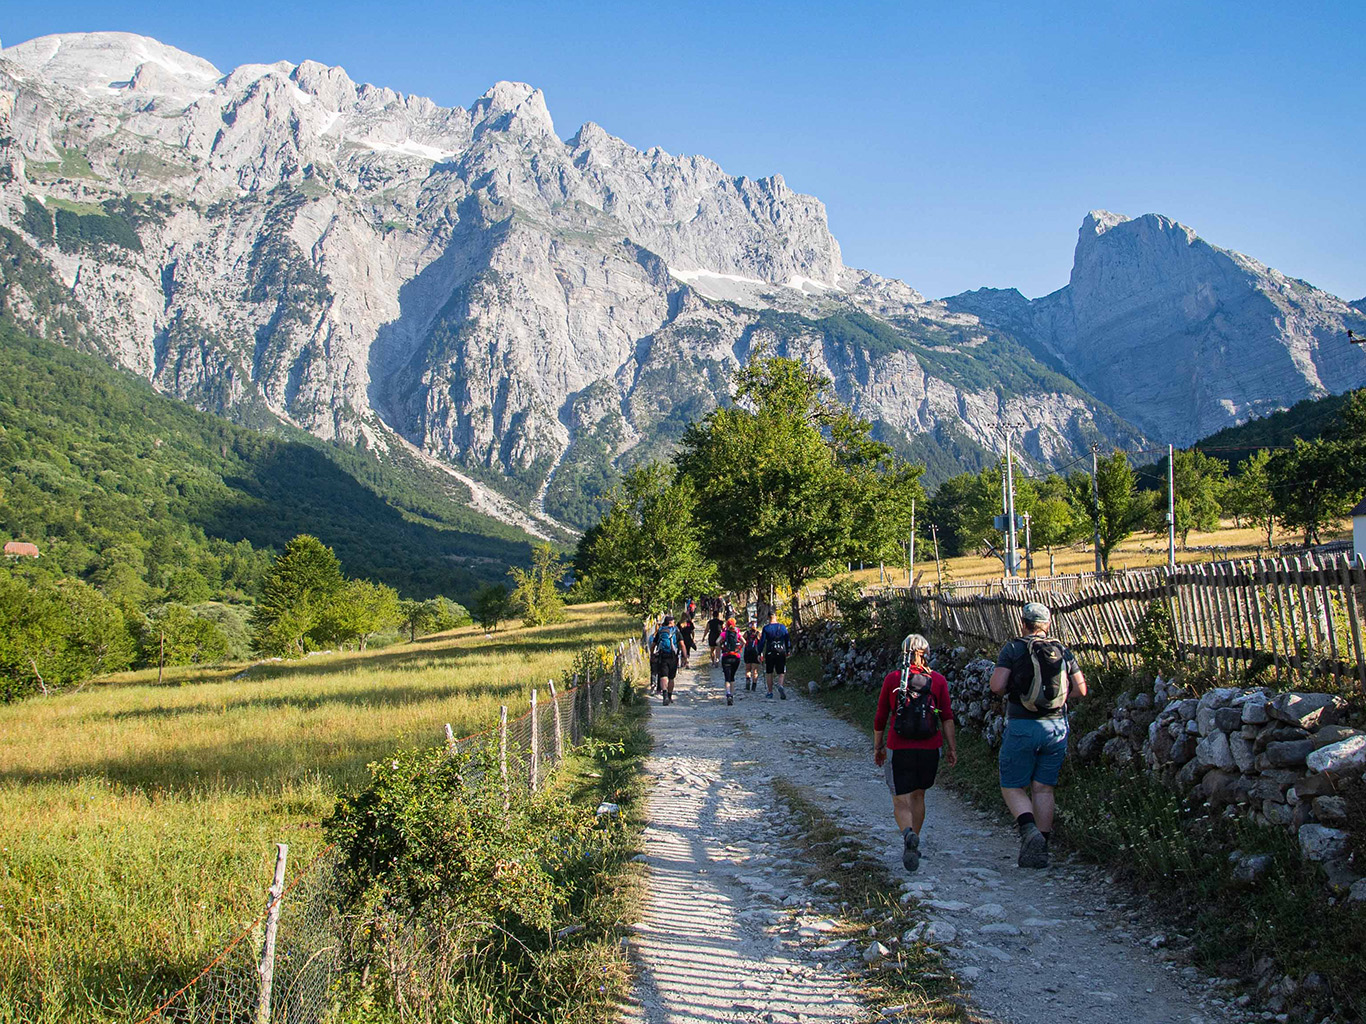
[133,637,645,1024]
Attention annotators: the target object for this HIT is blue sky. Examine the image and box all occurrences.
[5,1,1363,300]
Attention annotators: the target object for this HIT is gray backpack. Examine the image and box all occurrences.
[1010,637,1069,714]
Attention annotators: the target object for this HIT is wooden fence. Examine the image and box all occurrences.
[905,553,1366,691]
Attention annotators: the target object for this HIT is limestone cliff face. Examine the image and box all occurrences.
[3,33,1354,529]
[952,212,1366,446]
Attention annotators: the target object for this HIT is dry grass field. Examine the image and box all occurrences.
[840,519,1352,589]
[0,603,634,1023]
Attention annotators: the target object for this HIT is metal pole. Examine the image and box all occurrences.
[1023,511,1033,579]
[1167,443,1177,570]
[255,843,289,1024]
[1004,428,1019,577]
[1091,444,1103,573]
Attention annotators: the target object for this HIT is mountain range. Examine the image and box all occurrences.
[1,32,1362,533]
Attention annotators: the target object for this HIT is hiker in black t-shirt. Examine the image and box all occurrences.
[988,602,1087,868]
[678,617,697,668]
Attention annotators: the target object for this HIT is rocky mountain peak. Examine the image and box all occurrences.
[1,32,221,97]
[471,81,555,137]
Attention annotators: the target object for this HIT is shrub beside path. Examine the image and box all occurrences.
[625,657,1245,1024]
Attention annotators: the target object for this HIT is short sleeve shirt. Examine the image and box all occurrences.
[995,637,1080,720]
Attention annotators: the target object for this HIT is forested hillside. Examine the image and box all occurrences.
[0,322,535,602]
[1195,387,1364,464]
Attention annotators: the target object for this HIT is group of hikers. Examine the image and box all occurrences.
[872,600,1086,870]
[648,592,1086,872]
[646,598,791,706]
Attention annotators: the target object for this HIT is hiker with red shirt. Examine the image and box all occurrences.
[873,633,957,873]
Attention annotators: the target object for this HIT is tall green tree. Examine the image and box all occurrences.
[144,604,230,667]
[1267,438,1364,545]
[1018,473,1084,574]
[1163,449,1227,546]
[1070,452,1155,570]
[326,579,402,651]
[580,463,716,618]
[473,585,512,633]
[250,534,344,657]
[508,543,567,627]
[677,353,922,627]
[1223,449,1277,547]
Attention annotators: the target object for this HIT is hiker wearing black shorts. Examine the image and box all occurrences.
[706,612,724,666]
[873,633,957,872]
[678,617,696,668]
[742,620,762,691]
[717,617,743,705]
[988,602,1087,868]
[758,611,790,700]
[651,614,683,706]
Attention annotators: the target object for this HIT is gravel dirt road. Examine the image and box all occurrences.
[624,657,1250,1024]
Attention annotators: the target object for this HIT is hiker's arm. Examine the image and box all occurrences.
[1069,669,1087,700]
[873,680,891,765]
[989,666,1011,695]
[942,719,957,767]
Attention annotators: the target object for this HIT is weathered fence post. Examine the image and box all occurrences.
[548,678,564,762]
[444,723,456,756]
[529,689,540,793]
[255,842,289,1024]
[499,705,509,812]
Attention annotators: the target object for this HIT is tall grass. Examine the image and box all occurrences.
[0,604,633,1024]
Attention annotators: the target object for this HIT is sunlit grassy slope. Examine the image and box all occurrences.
[0,603,634,1023]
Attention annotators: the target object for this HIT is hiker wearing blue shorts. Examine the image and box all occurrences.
[989,602,1086,868]
[758,611,790,700]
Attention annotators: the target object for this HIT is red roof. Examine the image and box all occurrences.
[4,541,39,558]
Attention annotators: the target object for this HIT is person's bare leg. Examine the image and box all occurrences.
[1001,787,1034,818]
[907,790,926,833]
[1031,783,1056,833]
[892,792,917,831]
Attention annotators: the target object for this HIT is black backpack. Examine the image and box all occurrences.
[720,628,742,656]
[892,671,940,741]
[766,627,790,656]
[1009,636,1069,713]
[655,625,679,655]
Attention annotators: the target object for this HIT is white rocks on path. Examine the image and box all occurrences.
[626,659,1240,1024]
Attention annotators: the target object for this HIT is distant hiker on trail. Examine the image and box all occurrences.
[706,611,724,665]
[652,614,683,706]
[717,617,744,705]
[678,616,697,668]
[647,617,661,693]
[989,601,1086,869]
[742,620,762,691]
[686,598,697,619]
[873,633,956,873]
[758,611,790,700]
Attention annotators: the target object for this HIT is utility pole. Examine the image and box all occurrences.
[1167,443,1177,570]
[930,523,944,589]
[1003,426,1020,577]
[908,498,916,586]
[1022,511,1033,579]
[1090,444,1103,573]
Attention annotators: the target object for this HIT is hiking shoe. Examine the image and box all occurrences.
[902,830,921,873]
[765,691,774,700]
[778,686,787,700]
[1018,824,1048,869]
[726,694,734,706]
